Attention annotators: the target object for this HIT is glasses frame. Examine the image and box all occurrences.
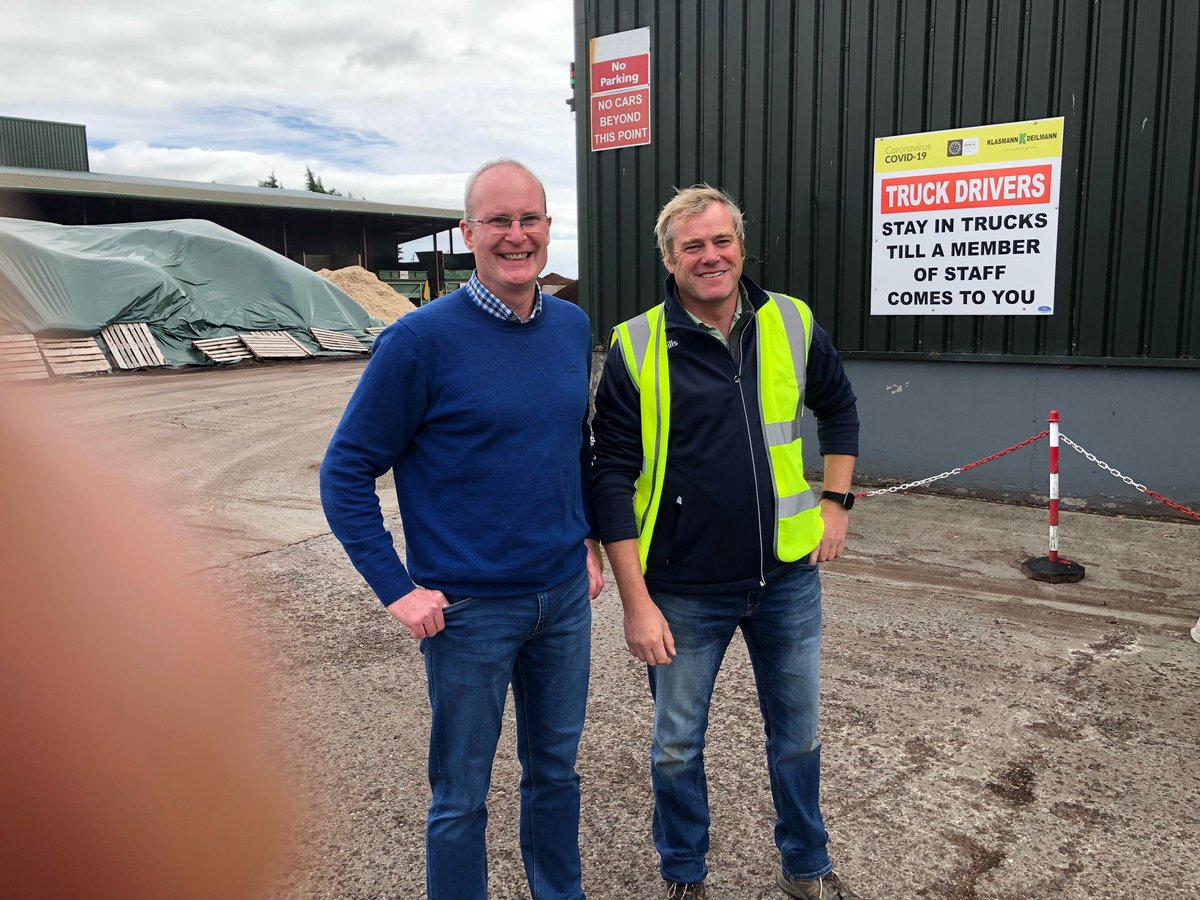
[465,214,551,234]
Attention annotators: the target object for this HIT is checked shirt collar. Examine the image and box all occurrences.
[465,272,543,324]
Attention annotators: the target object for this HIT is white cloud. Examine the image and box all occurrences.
[88,143,471,211]
[4,0,582,275]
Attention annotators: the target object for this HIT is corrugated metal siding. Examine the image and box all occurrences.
[576,0,1200,365]
[368,232,403,274]
[0,117,89,172]
[284,210,364,262]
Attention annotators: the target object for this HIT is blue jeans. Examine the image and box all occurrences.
[420,566,591,900]
[647,563,831,884]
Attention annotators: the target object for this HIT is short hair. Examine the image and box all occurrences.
[463,158,547,218]
[654,184,746,262]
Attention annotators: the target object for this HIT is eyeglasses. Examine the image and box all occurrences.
[466,214,550,233]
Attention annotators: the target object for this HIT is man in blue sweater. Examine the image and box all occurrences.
[320,159,603,900]
[592,185,862,900]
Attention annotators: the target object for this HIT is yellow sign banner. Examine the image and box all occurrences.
[875,117,1065,174]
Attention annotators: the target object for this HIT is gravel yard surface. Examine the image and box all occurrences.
[25,361,1200,899]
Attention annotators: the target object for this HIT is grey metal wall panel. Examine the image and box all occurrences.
[0,117,89,172]
[827,358,1200,515]
[576,0,1200,366]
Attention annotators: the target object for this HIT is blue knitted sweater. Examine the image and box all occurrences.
[320,288,596,605]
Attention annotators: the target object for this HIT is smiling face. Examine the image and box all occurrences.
[663,202,746,314]
[459,164,550,314]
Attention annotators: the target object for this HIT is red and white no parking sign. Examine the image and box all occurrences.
[589,27,651,152]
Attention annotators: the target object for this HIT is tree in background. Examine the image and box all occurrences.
[258,168,353,197]
[304,167,342,196]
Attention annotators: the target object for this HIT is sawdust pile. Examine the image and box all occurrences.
[318,266,418,322]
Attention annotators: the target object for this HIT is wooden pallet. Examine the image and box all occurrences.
[101,322,167,370]
[364,326,385,336]
[238,331,311,359]
[311,327,369,353]
[193,336,253,364]
[0,334,50,380]
[37,337,111,375]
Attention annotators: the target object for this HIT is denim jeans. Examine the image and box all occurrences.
[420,566,591,900]
[647,563,831,884]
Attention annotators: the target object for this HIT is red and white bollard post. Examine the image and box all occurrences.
[1022,410,1086,583]
[1049,409,1061,563]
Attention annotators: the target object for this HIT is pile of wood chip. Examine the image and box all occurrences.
[318,266,418,323]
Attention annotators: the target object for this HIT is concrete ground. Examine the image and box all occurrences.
[21,360,1200,899]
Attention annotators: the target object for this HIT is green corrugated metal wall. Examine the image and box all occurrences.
[575,0,1200,366]
[0,117,89,172]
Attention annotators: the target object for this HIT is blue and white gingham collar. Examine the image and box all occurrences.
[465,272,543,323]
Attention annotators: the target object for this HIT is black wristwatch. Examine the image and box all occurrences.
[820,490,855,510]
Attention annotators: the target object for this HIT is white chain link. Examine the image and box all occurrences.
[861,467,962,496]
[1059,433,1147,493]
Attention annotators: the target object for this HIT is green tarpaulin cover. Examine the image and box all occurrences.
[0,217,381,366]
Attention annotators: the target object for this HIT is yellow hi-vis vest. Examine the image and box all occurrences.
[610,291,824,572]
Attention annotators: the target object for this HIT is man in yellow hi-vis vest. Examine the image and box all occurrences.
[592,185,862,900]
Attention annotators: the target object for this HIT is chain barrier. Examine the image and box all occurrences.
[1059,433,1200,523]
[857,430,1049,498]
[855,426,1200,523]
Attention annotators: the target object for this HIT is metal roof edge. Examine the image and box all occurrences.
[0,165,463,220]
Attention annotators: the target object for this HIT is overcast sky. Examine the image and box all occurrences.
[5,0,583,276]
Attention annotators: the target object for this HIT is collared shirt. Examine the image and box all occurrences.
[465,272,543,324]
[681,288,745,348]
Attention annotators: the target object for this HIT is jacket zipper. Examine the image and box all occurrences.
[732,322,767,587]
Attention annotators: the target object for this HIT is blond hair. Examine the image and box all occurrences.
[654,184,745,262]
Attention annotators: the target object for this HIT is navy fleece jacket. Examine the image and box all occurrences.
[591,274,859,593]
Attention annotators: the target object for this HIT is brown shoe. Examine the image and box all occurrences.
[666,882,706,899]
[776,869,861,899]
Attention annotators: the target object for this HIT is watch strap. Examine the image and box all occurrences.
[820,489,855,510]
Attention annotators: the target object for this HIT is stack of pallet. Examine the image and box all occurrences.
[1,324,377,382]
[0,334,50,380]
[194,328,374,363]
[0,325,169,382]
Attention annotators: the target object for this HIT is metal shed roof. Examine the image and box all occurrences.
[0,165,462,223]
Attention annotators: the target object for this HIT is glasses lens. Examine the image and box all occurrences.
[476,215,547,232]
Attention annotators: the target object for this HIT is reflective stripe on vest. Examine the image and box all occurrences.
[758,291,822,559]
[610,306,670,565]
[611,292,823,572]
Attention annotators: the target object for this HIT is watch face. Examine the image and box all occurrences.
[822,490,853,510]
